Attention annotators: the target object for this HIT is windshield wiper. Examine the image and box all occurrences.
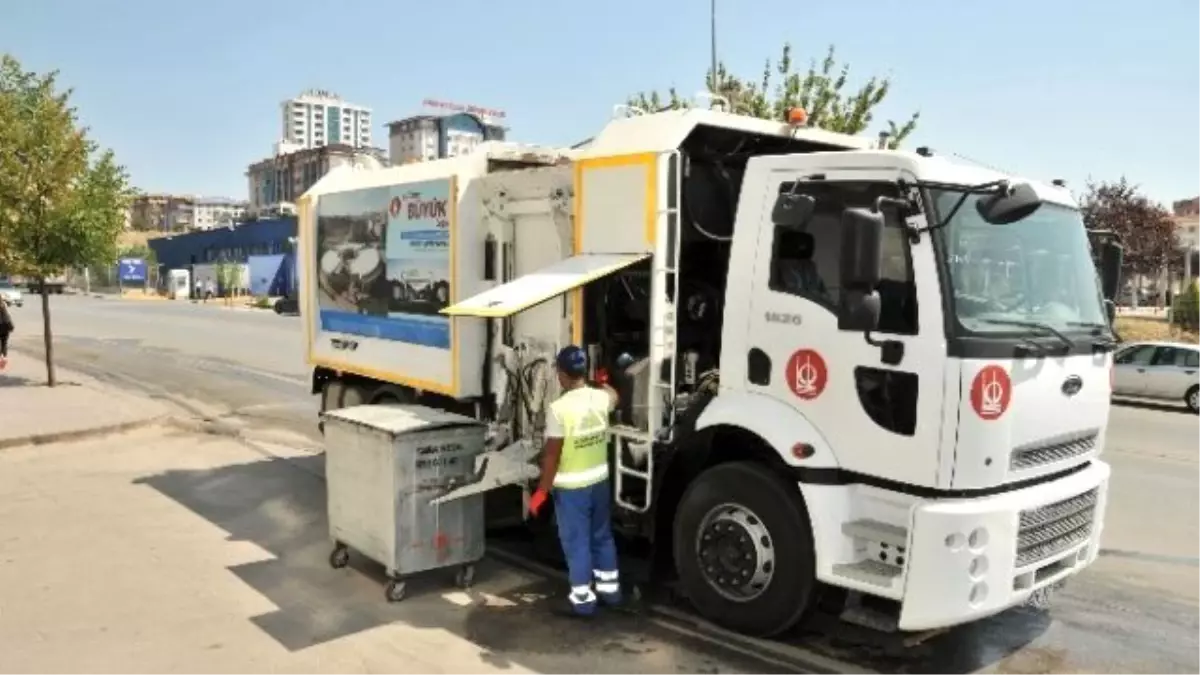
[1066,321,1119,348]
[979,318,1074,351]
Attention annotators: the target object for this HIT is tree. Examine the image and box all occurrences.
[0,54,133,386]
[1079,178,1180,296]
[215,259,240,306]
[628,44,920,148]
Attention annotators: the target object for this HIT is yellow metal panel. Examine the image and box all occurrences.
[570,152,658,346]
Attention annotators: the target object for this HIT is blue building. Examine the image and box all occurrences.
[148,218,297,273]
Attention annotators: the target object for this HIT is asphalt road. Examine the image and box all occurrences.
[8,294,1199,673]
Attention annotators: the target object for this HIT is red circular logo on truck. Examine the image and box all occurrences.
[970,365,1012,420]
[786,349,828,401]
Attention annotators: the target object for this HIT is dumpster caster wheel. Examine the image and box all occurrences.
[455,565,476,589]
[329,545,350,569]
[385,579,407,603]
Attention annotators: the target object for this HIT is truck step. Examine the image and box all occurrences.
[831,560,902,588]
[842,519,908,548]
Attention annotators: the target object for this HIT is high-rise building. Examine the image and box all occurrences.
[281,89,373,150]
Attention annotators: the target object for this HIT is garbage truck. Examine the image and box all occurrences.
[298,100,1125,637]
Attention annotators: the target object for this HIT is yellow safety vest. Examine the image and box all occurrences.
[549,387,611,489]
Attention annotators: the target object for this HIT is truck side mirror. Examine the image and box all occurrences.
[838,207,884,332]
[839,207,884,290]
[1100,240,1124,301]
[771,191,815,231]
[976,181,1042,225]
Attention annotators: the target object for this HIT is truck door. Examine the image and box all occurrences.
[741,169,948,486]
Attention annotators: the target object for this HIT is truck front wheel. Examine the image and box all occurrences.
[672,461,817,637]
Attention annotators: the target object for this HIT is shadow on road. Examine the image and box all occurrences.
[1113,398,1193,415]
[132,450,786,674]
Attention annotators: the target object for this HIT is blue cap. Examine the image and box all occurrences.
[555,345,588,377]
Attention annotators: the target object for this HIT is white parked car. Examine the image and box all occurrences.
[1112,341,1200,413]
[0,280,22,307]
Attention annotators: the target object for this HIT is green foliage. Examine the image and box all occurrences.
[214,260,239,295]
[1171,279,1199,331]
[0,53,133,384]
[253,295,273,309]
[0,55,133,278]
[628,44,920,148]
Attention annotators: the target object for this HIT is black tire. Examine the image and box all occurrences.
[329,545,350,569]
[455,564,476,589]
[672,461,816,638]
[320,380,345,413]
[384,579,407,603]
[340,382,369,408]
[1186,385,1199,414]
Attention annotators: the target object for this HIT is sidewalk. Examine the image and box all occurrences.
[0,426,771,674]
[0,352,170,449]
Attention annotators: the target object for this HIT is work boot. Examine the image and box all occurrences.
[548,597,596,619]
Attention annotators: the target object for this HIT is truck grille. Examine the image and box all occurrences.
[1010,429,1099,471]
[1015,488,1098,568]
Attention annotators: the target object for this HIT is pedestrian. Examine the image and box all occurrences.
[528,345,623,617]
[0,298,13,371]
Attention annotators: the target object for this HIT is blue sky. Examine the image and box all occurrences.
[4,0,1196,206]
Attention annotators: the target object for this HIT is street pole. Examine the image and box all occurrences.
[710,0,718,93]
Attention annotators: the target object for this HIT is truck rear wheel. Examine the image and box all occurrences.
[672,461,816,637]
[340,382,369,408]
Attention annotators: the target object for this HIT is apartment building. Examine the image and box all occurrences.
[193,197,249,230]
[387,111,506,164]
[128,194,195,231]
[245,143,386,216]
[282,89,372,150]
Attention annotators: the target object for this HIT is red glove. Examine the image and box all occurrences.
[528,488,549,517]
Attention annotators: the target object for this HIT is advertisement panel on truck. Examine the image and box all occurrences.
[314,179,452,350]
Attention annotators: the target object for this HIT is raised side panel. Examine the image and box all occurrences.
[575,153,657,254]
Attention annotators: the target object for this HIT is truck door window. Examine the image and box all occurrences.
[767,181,917,335]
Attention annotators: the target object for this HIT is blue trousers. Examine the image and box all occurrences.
[553,480,621,614]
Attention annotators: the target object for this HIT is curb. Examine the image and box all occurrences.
[0,414,169,451]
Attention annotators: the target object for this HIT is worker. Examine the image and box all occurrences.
[528,345,622,617]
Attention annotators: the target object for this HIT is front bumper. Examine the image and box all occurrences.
[898,460,1110,631]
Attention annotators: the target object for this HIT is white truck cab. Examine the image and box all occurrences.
[301,103,1124,637]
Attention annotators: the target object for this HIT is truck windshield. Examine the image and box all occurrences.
[931,189,1108,336]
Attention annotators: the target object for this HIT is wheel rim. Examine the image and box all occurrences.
[695,502,775,602]
[1190,390,1198,410]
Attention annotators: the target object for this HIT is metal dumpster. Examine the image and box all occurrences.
[321,403,487,602]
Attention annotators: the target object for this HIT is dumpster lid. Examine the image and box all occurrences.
[322,404,484,435]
